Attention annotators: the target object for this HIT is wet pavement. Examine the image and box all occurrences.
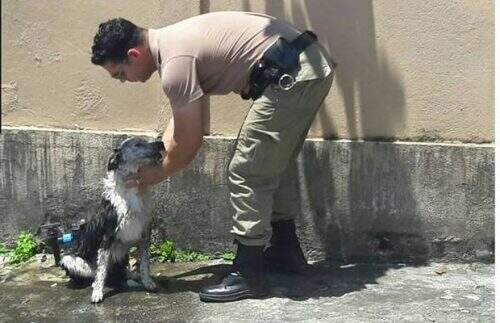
[0,255,494,322]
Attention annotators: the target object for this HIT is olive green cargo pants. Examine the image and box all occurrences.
[229,50,334,246]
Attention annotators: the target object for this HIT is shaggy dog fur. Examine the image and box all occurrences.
[60,137,164,303]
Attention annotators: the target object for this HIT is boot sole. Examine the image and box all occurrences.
[199,289,269,302]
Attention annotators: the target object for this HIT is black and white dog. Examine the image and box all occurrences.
[60,137,165,303]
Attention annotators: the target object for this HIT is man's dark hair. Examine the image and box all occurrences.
[91,18,144,65]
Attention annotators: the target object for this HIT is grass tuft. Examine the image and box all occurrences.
[8,232,38,264]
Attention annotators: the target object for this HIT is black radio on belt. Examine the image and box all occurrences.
[241,30,318,101]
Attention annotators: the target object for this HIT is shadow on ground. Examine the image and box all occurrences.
[96,261,410,302]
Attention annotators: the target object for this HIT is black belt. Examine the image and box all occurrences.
[241,31,318,101]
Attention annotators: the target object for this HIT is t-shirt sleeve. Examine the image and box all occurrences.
[161,56,204,108]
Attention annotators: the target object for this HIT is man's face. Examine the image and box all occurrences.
[103,50,154,83]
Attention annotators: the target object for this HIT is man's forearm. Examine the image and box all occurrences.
[137,97,205,189]
[159,144,197,179]
[157,117,202,180]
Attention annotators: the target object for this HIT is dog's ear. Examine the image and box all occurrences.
[107,150,121,171]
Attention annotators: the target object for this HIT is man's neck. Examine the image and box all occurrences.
[141,30,157,73]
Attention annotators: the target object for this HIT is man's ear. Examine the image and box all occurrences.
[127,48,141,59]
[107,150,121,171]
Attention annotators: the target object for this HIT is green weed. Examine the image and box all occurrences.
[174,250,212,262]
[8,232,38,264]
[150,240,176,263]
[220,251,235,261]
[150,240,212,263]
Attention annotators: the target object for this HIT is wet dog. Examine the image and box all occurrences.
[60,137,165,303]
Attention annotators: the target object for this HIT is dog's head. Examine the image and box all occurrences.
[107,137,165,173]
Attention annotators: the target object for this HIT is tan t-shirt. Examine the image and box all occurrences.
[148,11,332,108]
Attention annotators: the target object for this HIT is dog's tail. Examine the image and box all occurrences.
[60,255,95,280]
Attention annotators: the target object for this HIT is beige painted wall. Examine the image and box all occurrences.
[1,0,494,142]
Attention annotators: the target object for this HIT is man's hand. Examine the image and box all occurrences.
[125,165,168,194]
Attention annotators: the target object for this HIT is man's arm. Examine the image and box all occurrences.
[162,97,204,174]
[163,96,209,147]
[127,96,205,191]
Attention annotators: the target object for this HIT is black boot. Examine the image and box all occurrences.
[199,241,269,302]
[264,220,308,274]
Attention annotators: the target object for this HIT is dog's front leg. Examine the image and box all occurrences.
[138,227,157,291]
[91,248,110,303]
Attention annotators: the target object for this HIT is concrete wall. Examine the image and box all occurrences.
[1,0,494,142]
[0,127,494,262]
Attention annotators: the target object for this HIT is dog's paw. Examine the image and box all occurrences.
[141,277,158,291]
[91,290,104,303]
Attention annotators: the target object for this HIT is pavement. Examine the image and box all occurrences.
[0,254,494,322]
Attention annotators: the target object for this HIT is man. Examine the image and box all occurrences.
[91,11,335,302]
